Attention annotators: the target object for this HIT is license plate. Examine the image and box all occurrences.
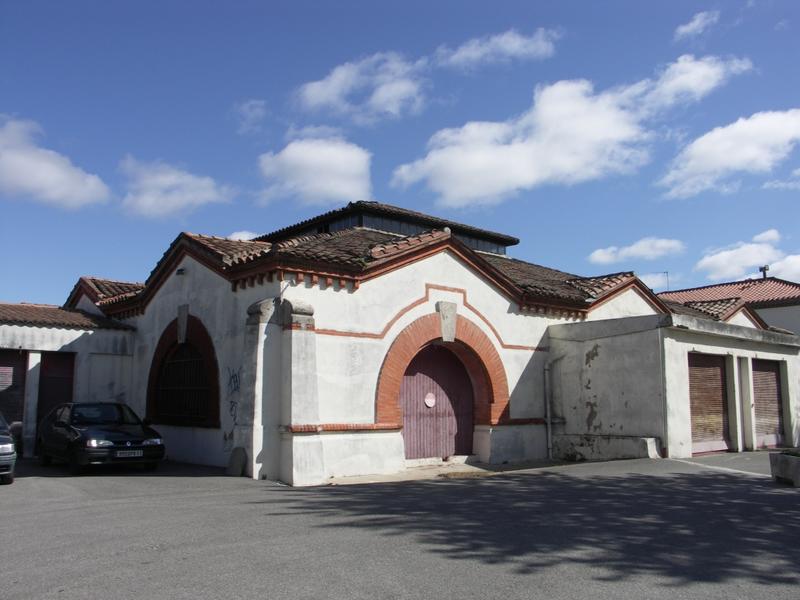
[115,450,143,458]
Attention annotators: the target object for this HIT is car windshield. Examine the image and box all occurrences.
[0,412,8,431]
[71,404,141,426]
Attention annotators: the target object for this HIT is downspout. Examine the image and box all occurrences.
[657,325,668,457]
[543,353,566,461]
[544,362,552,460]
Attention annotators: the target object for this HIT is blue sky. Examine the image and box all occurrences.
[1,1,799,304]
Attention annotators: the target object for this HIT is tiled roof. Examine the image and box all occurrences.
[0,303,134,330]
[480,255,588,304]
[685,297,743,320]
[568,272,636,299]
[256,200,519,246]
[661,299,719,320]
[185,233,272,266]
[84,277,144,302]
[659,277,800,308]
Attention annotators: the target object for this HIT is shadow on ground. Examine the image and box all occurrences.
[265,469,800,586]
[13,458,225,478]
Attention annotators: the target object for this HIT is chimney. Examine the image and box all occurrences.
[759,265,769,279]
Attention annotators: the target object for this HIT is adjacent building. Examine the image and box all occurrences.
[1,201,798,485]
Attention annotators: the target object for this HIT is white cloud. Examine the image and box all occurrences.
[120,156,233,218]
[639,272,670,290]
[752,228,781,244]
[764,167,800,190]
[589,237,685,264]
[674,11,720,41]
[435,28,559,68]
[258,137,371,205]
[768,255,800,281]
[393,55,749,206]
[641,55,751,113]
[297,52,425,124]
[660,109,800,198]
[233,99,267,135]
[228,230,259,241]
[0,117,109,209]
[696,242,784,280]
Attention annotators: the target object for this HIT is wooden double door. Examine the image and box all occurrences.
[400,345,474,460]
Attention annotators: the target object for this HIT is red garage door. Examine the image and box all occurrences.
[401,345,473,460]
[0,350,27,424]
[752,359,784,448]
[689,353,731,454]
[36,352,75,424]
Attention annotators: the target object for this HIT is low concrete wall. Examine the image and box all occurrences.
[553,434,661,461]
[474,424,547,463]
[280,430,406,486]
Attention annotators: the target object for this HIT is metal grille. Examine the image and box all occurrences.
[156,343,210,424]
[401,345,473,459]
[752,359,784,447]
[688,353,730,450]
[0,350,27,423]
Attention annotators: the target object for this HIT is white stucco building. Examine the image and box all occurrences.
[2,201,798,485]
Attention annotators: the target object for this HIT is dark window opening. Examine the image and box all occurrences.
[147,316,220,428]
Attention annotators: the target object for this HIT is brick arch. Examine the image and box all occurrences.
[375,313,510,426]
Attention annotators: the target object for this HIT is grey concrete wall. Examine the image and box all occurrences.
[549,320,666,445]
[756,305,800,334]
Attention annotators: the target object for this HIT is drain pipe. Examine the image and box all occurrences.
[544,362,552,460]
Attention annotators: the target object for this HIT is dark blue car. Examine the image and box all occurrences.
[38,402,165,474]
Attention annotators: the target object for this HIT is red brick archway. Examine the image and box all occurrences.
[375,313,509,426]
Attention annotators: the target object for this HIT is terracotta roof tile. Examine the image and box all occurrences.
[568,272,636,299]
[185,233,272,266]
[659,277,800,308]
[685,297,743,320]
[83,277,144,301]
[0,303,134,330]
[480,255,588,304]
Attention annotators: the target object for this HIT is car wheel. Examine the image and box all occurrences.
[1,474,13,485]
[143,462,158,472]
[68,451,84,476]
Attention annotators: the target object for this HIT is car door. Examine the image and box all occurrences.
[50,406,73,459]
[38,405,61,456]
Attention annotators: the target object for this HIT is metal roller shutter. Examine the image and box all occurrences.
[688,353,731,453]
[752,359,784,448]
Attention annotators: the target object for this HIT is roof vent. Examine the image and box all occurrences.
[759,265,769,279]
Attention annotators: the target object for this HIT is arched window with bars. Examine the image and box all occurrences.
[147,315,220,428]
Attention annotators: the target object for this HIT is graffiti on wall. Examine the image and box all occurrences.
[223,366,242,451]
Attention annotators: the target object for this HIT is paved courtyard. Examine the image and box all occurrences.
[2,453,798,599]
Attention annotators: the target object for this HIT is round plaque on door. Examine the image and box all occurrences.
[424,392,436,408]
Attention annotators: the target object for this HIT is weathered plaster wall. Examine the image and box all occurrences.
[124,255,280,468]
[75,293,104,315]
[756,305,800,334]
[548,316,666,461]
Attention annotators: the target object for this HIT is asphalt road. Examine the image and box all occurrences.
[2,453,798,600]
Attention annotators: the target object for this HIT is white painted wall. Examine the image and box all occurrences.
[726,309,758,329]
[0,323,134,454]
[756,305,800,334]
[586,287,659,321]
[662,325,800,457]
[75,293,104,315]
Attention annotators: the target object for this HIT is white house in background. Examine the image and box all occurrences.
[659,277,800,335]
[1,201,798,485]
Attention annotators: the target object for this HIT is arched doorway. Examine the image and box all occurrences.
[401,345,474,459]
